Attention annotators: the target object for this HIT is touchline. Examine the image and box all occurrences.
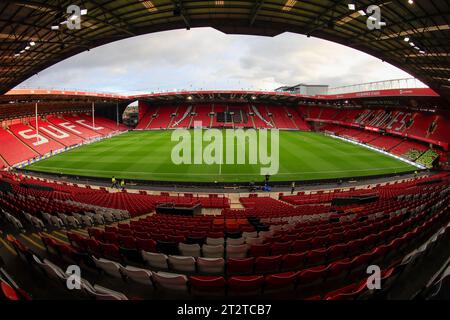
[170,121,280,176]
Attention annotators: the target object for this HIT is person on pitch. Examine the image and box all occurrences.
[111,176,118,189]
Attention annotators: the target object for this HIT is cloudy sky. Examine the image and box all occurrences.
[18,27,415,94]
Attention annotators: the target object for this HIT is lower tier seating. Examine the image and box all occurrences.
[5,184,447,299]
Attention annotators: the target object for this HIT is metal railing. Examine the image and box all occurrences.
[328,78,428,95]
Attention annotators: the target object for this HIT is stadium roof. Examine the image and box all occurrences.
[1,0,449,100]
[2,87,440,103]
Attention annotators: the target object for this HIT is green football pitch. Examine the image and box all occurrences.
[25,130,416,183]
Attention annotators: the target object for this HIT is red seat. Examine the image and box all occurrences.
[118,229,133,236]
[371,244,389,266]
[326,258,352,289]
[100,242,121,260]
[66,232,87,249]
[347,238,365,254]
[307,248,327,267]
[207,231,224,238]
[324,281,367,300]
[85,239,102,256]
[327,243,347,261]
[297,265,330,297]
[226,258,255,275]
[347,250,375,282]
[41,236,58,253]
[249,244,270,257]
[118,235,137,249]
[176,230,190,238]
[88,228,104,241]
[264,271,299,294]
[159,228,173,236]
[254,255,282,274]
[189,276,226,296]
[133,231,148,239]
[304,294,322,300]
[103,232,119,245]
[292,238,310,252]
[54,243,78,260]
[270,241,292,255]
[104,226,118,233]
[344,229,360,242]
[1,281,20,300]
[228,275,264,296]
[191,231,206,238]
[281,252,306,271]
[311,235,328,249]
[136,238,157,252]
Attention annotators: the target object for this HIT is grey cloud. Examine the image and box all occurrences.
[19,28,413,93]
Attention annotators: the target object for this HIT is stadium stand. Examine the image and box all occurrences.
[210,104,226,128]
[78,113,128,132]
[9,123,65,156]
[0,113,130,168]
[171,105,192,129]
[135,106,157,130]
[0,128,39,165]
[62,115,107,136]
[304,106,450,146]
[1,171,448,300]
[290,108,310,131]
[47,115,101,140]
[148,106,178,129]
[28,117,84,147]
[190,105,212,128]
[1,0,449,304]
[266,105,296,129]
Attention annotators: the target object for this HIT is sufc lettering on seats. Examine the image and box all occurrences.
[75,119,104,130]
[18,129,49,146]
[40,125,70,139]
[59,122,83,134]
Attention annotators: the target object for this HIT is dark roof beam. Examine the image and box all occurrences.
[86,0,136,36]
[172,0,191,30]
[249,0,264,27]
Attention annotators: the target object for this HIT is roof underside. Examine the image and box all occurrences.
[1,0,449,100]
